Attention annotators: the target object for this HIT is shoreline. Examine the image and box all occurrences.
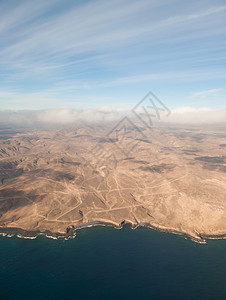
[1,222,226,244]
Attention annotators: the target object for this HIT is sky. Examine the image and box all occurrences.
[0,0,226,118]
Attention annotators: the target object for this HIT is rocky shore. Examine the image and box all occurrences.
[1,221,226,244]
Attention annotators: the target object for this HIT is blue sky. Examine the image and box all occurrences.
[0,0,226,111]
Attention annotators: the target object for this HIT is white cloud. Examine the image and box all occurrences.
[172,106,213,114]
[0,107,128,126]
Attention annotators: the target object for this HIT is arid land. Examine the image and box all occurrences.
[0,122,226,242]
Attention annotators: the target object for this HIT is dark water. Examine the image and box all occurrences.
[0,226,226,300]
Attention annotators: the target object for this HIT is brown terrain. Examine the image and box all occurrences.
[0,122,226,242]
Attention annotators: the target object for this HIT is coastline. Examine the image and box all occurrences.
[1,221,226,244]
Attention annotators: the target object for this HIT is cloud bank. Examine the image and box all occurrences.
[0,106,225,127]
[168,107,226,124]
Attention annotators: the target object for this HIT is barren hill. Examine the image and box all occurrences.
[0,123,226,242]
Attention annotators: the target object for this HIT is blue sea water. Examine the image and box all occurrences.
[0,226,226,300]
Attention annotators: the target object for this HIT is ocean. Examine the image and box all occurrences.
[0,226,226,300]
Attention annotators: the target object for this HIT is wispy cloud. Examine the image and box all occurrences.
[1,0,226,73]
[0,0,226,109]
[192,89,223,98]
